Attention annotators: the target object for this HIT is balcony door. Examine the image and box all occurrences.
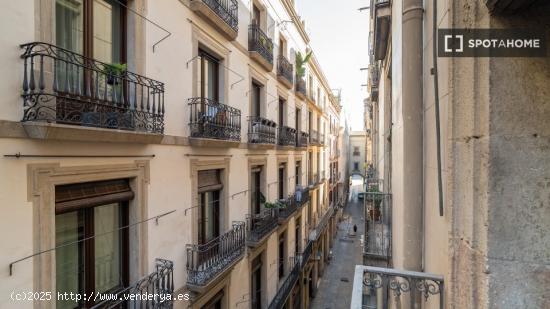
[278,99,285,127]
[252,3,261,26]
[199,49,220,102]
[56,0,125,62]
[251,82,262,118]
[278,164,286,200]
[251,167,262,215]
[55,179,130,309]
[251,255,263,309]
[198,170,222,245]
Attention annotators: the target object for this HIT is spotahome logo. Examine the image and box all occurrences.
[438,29,547,57]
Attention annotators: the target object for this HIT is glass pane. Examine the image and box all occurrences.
[93,0,122,63]
[94,203,121,293]
[56,0,84,54]
[56,211,85,309]
[202,191,219,243]
[207,60,217,100]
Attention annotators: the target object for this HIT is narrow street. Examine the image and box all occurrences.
[310,176,364,309]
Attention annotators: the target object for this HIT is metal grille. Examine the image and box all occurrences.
[199,0,238,31]
[248,116,277,144]
[188,97,241,141]
[248,24,274,65]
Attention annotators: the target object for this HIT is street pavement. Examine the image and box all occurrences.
[310,178,364,309]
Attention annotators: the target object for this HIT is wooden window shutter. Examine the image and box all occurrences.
[198,170,223,193]
[55,179,133,214]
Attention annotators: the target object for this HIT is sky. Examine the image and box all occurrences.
[296,0,371,131]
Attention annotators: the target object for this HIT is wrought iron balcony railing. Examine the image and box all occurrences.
[277,193,300,220]
[278,126,297,146]
[267,256,301,309]
[200,0,238,31]
[91,259,174,309]
[310,129,319,144]
[369,64,380,89]
[248,116,276,144]
[295,77,307,98]
[297,131,309,147]
[309,205,334,241]
[364,192,392,259]
[186,222,245,287]
[277,55,293,85]
[248,24,273,65]
[246,210,278,245]
[20,42,165,133]
[188,97,241,141]
[351,265,444,309]
[295,186,310,207]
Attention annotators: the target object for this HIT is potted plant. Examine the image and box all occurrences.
[104,63,127,85]
[366,186,383,221]
[295,51,312,80]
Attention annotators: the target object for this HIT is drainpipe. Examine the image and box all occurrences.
[401,0,423,275]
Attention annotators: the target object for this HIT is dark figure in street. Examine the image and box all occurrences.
[353,224,357,233]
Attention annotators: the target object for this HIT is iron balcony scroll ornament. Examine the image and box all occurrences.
[362,267,444,309]
[21,42,165,133]
[248,24,274,65]
[200,0,239,31]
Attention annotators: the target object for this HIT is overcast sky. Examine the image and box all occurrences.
[297,0,370,131]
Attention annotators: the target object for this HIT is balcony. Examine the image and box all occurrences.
[364,191,392,260]
[278,126,297,147]
[91,259,173,308]
[309,129,319,145]
[189,0,238,40]
[295,77,307,100]
[276,195,297,222]
[369,64,380,102]
[320,133,325,146]
[268,256,301,309]
[351,265,444,309]
[248,116,277,146]
[296,131,309,148]
[309,206,334,241]
[248,24,274,71]
[372,0,391,60]
[246,210,278,247]
[277,55,293,89]
[188,97,241,146]
[186,222,245,291]
[20,42,165,140]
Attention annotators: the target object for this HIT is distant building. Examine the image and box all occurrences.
[349,131,367,177]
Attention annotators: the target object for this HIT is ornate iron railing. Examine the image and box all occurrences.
[186,222,245,286]
[248,24,273,65]
[295,186,310,207]
[278,126,297,146]
[351,265,444,309]
[267,256,301,309]
[277,193,300,220]
[295,77,307,97]
[20,42,165,133]
[91,259,174,309]
[369,64,380,89]
[309,129,319,144]
[297,131,308,147]
[246,210,278,244]
[364,192,392,259]
[200,0,238,31]
[277,55,293,84]
[188,97,241,141]
[309,206,334,241]
[248,116,276,144]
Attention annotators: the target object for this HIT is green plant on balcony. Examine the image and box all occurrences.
[295,51,312,79]
[366,185,383,221]
[104,63,127,85]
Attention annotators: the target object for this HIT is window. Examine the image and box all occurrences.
[353,146,360,156]
[251,255,262,309]
[252,3,261,26]
[278,99,285,126]
[295,217,301,254]
[251,82,262,117]
[199,50,220,101]
[278,164,286,200]
[354,162,359,170]
[56,0,125,62]
[251,167,262,214]
[55,179,130,309]
[279,37,286,58]
[295,161,301,186]
[278,233,286,279]
[198,170,222,244]
[201,290,224,309]
[295,108,301,133]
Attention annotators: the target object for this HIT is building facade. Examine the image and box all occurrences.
[354,0,550,309]
[348,131,367,178]
[0,1,344,308]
